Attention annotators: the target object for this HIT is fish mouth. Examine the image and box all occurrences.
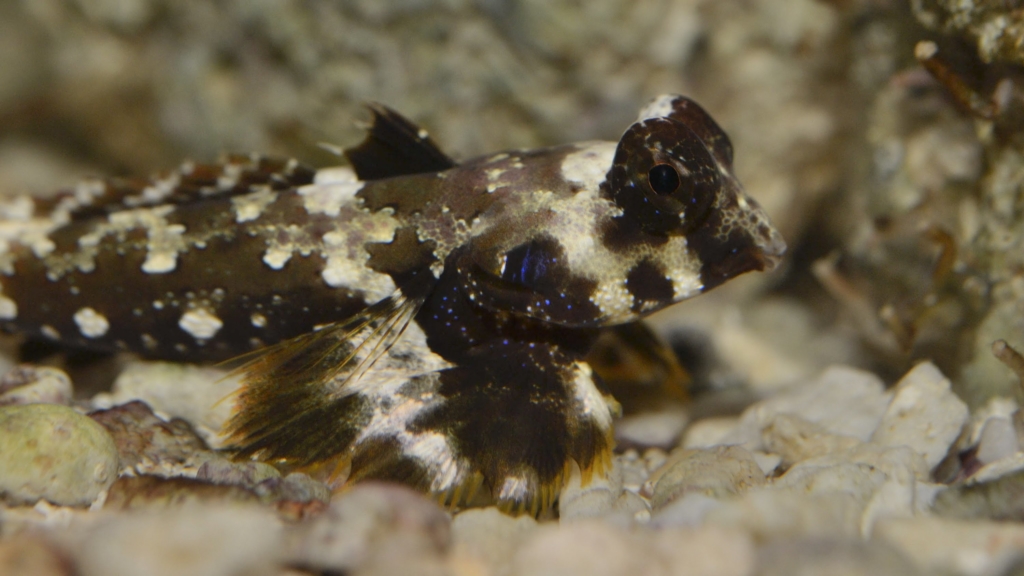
[689,220,787,292]
[755,226,787,273]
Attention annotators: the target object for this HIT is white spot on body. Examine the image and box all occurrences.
[72,180,107,208]
[498,475,531,503]
[135,173,181,205]
[319,223,398,302]
[41,325,59,340]
[354,383,466,493]
[141,218,188,274]
[73,307,109,338]
[299,169,363,217]
[113,207,186,272]
[250,313,267,328]
[0,195,35,221]
[402,431,463,492]
[142,249,180,274]
[637,94,677,121]
[231,187,276,223]
[560,142,616,191]
[216,162,243,190]
[178,308,223,340]
[660,236,704,300]
[0,281,16,320]
[0,195,67,272]
[341,320,460,492]
[567,361,615,431]
[590,280,634,323]
[262,246,293,270]
[312,166,358,185]
[259,224,314,272]
[31,238,55,259]
[66,205,189,277]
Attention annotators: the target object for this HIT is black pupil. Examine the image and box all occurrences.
[648,164,680,195]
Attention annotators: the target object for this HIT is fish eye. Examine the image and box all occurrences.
[648,164,680,195]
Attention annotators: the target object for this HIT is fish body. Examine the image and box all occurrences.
[0,95,784,513]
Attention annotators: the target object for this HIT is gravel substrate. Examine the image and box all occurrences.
[2,356,1024,575]
[4,1,1024,574]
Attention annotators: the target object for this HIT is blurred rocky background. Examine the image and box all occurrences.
[0,0,873,393]
[7,1,1024,575]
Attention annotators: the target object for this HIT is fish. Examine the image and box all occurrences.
[0,95,785,514]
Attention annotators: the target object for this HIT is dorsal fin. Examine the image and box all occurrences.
[39,154,315,223]
[344,103,457,180]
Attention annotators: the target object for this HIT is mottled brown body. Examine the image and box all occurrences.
[0,96,784,513]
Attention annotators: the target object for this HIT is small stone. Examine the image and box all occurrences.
[196,458,281,487]
[705,489,867,540]
[647,445,766,510]
[650,526,755,576]
[509,521,657,576]
[618,449,652,492]
[682,417,740,449]
[757,538,924,576]
[773,444,932,533]
[614,408,688,449]
[560,457,649,522]
[103,475,261,510]
[967,452,1024,485]
[721,365,890,450]
[651,492,723,528]
[249,473,331,518]
[976,416,1019,465]
[0,535,71,576]
[75,503,282,576]
[789,442,929,483]
[761,413,864,467]
[89,400,218,477]
[0,403,118,506]
[642,448,669,475]
[275,473,331,505]
[871,362,968,470]
[510,522,754,576]
[0,365,73,406]
[951,397,1021,475]
[875,517,1024,576]
[751,451,782,475]
[285,483,450,575]
[932,467,1024,520]
[109,360,241,445]
[452,507,538,576]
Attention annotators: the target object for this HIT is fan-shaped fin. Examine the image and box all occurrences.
[344,103,457,180]
[225,292,424,467]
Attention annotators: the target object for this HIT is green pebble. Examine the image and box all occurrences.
[0,404,119,506]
